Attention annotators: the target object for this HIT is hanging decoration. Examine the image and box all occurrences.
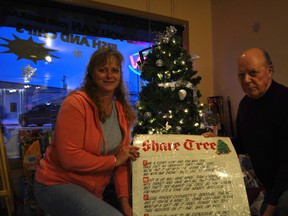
[73,49,82,58]
[21,64,37,81]
[156,59,163,67]
[178,89,187,100]
[158,80,198,103]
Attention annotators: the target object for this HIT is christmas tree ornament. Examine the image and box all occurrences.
[176,126,182,133]
[200,123,205,129]
[156,59,163,67]
[178,89,187,100]
[135,101,141,108]
[144,112,152,119]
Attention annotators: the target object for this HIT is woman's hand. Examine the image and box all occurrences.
[119,197,132,216]
[115,145,140,167]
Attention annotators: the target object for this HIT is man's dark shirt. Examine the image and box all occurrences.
[235,80,288,205]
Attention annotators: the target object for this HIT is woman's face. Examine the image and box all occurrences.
[93,55,121,96]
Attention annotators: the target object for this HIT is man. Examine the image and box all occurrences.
[235,48,288,216]
[204,47,288,215]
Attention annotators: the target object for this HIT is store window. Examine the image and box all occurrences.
[1,0,185,158]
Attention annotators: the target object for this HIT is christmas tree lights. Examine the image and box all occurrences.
[132,26,205,136]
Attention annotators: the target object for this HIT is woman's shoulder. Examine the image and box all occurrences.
[62,90,95,109]
[69,90,87,98]
[65,90,91,103]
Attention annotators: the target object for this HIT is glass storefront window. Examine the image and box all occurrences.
[1,1,184,159]
[0,23,152,159]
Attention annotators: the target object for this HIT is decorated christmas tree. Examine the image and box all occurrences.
[132,26,205,135]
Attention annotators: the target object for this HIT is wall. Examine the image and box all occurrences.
[211,0,288,136]
[57,0,213,103]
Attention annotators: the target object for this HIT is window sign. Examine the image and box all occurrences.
[0,26,152,90]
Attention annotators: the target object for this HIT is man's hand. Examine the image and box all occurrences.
[262,204,276,216]
[202,132,217,138]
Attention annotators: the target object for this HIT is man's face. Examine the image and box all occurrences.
[237,50,273,99]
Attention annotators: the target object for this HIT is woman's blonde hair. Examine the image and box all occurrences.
[81,47,136,125]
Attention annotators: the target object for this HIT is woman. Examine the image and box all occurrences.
[34,48,140,216]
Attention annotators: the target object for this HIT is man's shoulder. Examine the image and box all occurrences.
[274,80,288,89]
[272,81,288,96]
[239,95,250,105]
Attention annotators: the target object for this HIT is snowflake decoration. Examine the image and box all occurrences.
[21,64,37,81]
[74,49,82,58]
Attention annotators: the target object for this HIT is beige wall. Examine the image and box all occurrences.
[58,0,213,103]
[211,0,288,135]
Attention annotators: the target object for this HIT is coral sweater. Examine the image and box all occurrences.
[35,90,131,199]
